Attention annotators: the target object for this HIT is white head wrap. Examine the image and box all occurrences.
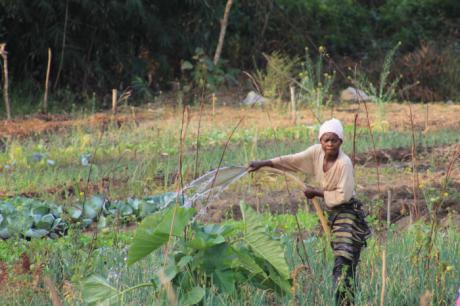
[318,118,344,141]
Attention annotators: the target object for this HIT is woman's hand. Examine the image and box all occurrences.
[248,160,273,172]
[304,186,323,199]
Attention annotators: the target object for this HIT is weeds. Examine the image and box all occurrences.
[297,47,335,122]
[353,42,402,123]
[255,52,299,100]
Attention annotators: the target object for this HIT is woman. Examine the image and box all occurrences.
[249,118,370,306]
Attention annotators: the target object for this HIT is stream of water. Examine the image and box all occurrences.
[181,166,250,215]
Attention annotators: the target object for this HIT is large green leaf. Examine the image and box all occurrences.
[81,275,120,306]
[68,206,82,219]
[231,244,267,277]
[240,202,290,280]
[83,195,105,219]
[127,206,194,265]
[35,213,55,230]
[24,228,49,238]
[266,262,292,294]
[181,286,205,305]
[30,204,50,223]
[188,230,225,250]
[213,270,238,293]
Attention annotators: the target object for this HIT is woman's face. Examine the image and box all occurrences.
[320,132,342,157]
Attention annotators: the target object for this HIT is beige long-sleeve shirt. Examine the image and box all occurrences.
[270,144,355,208]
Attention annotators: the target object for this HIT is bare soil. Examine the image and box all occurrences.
[1,102,460,139]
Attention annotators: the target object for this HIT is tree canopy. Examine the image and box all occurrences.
[0,0,458,103]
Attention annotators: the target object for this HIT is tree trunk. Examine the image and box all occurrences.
[43,48,52,114]
[0,43,11,120]
[54,0,69,90]
[213,0,233,66]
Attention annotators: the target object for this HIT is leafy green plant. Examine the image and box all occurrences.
[181,48,239,94]
[0,197,67,239]
[254,51,299,100]
[131,76,154,102]
[353,43,402,121]
[0,193,185,240]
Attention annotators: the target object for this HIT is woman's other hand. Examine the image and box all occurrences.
[304,186,322,199]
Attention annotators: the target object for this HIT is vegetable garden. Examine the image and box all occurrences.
[0,102,459,305]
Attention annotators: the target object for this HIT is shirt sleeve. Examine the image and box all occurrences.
[269,145,318,175]
[323,160,355,206]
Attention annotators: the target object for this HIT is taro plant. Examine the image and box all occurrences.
[82,202,292,305]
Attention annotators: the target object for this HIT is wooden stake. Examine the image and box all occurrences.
[112,89,117,113]
[290,85,296,125]
[212,93,216,118]
[387,189,391,227]
[43,48,52,114]
[425,103,429,132]
[408,103,420,220]
[213,0,233,65]
[194,100,204,178]
[0,43,11,120]
[380,250,386,306]
[352,113,358,168]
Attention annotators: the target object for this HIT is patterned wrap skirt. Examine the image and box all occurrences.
[327,198,371,262]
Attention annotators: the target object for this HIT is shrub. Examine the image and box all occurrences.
[254,52,299,100]
[395,42,460,102]
[297,47,335,122]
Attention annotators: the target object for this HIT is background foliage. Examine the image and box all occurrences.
[0,0,459,109]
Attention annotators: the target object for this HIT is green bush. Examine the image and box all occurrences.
[254,52,298,100]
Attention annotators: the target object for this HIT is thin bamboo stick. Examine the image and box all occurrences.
[212,93,216,118]
[352,113,358,167]
[387,189,391,227]
[408,103,420,221]
[290,85,296,125]
[380,250,386,306]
